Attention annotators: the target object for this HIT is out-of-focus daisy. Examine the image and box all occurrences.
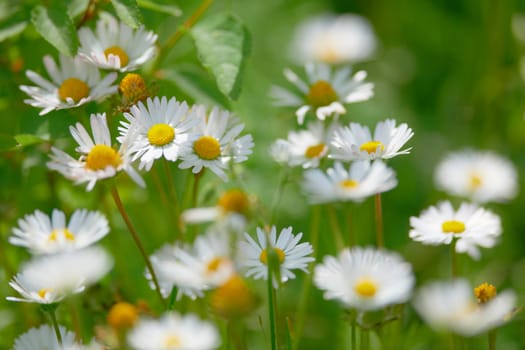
[178,105,254,180]
[78,15,157,72]
[314,247,414,311]
[238,226,314,286]
[13,325,82,350]
[118,96,196,171]
[19,54,117,115]
[7,247,113,304]
[291,13,377,64]
[271,63,374,124]
[413,279,516,336]
[302,160,397,204]
[10,209,109,254]
[107,302,139,331]
[330,119,413,161]
[409,201,502,260]
[128,312,220,350]
[434,150,518,203]
[210,274,259,319]
[269,121,334,168]
[47,113,144,191]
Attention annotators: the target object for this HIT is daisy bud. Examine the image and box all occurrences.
[108,302,138,330]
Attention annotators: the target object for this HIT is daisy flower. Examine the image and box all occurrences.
[269,121,335,168]
[19,54,117,116]
[313,247,414,311]
[291,13,377,64]
[128,312,220,350]
[10,208,109,254]
[7,247,113,304]
[413,279,516,336]
[118,96,197,171]
[271,62,374,124]
[47,113,144,191]
[330,119,414,161]
[434,150,518,203]
[178,105,254,180]
[13,325,82,350]
[409,201,502,260]
[302,160,397,204]
[238,226,314,286]
[78,15,158,72]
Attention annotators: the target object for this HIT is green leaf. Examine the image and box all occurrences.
[0,22,27,42]
[111,0,143,28]
[191,13,251,100]
[137,0,181,17]
[68,0,90,18]
[14,134,48,148]
[31,5,79,56]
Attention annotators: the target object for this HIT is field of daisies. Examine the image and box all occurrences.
[2,0,525,349]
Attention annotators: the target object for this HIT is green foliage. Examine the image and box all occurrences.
[111,0,143,28]
[137,0,182,17]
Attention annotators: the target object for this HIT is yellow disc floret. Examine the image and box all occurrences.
[119,73,147,101]
[164,335,181,348]
[469,173,483,190]
[147,123,175,146]
[474,282,497,304]
[206,257,229,274]
[259,248,285,265]
[194,136,221,160]
[38,288,51,299]
[217,189,249,214]
[58,78,90,103]
[107,302,138,330]
[441,220,466,234]
[48,229,75,242]
[104,46,129,67]
[85,145,122,171]
[354,278,378,298]
[306,80,338,109]
[359,141,385,154]
[305,143,326,159]
[340,179,359,189]
[210,274,258,319]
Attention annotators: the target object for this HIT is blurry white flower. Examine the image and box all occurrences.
[238,226,314,286]
[13,325,83,350]
[291,13,377,64]
[314,247,414,311]
[118,96,197,171]
[128,312,220,350]
[19,54,117,115]
[434,150,518,203]
[10,209,109,254]
[7,247,113,304]
[178,105,254,180]
[302,160,397,204]
[413,279,516,336]
[47,113,144,191]
[330,119,413,161]
[271,63,373,124]
[78,15,157,72]
[409,201,502,260]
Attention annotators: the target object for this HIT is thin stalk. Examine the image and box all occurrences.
[488,330,497,350]
[360,328,369,350]
[151,164,172,213]
[267,258,277,350]
[192,170,204,207]
[163,158,180,216]
[451,239,458,277]
[374,193,384,248]
[48,307,63,345]
[346,203,355,246]
[326,205,345,250]
[69,299,82,342]
[110,186,166,308]
[351,319,357,350]
[270,168,289,224]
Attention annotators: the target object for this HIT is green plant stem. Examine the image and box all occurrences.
[489,330,497,350]
[48,307,62,345]
[110,186,166,308]
[351,319,357,350]
[192,170,204,207]
[374,193,384,248]
[360,328,369,350]
[267,257,277,350]
[327,205,345,250]
[346,203,355,246]
[451,239,458,277]
[163,159,180,215]
[270,167,289,224]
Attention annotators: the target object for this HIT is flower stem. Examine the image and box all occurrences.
[110,186,166,308]
[488,330,497,350]
[451,239,458,277]
[267,253,278,350]
[351,318,357,350]
[47,306,62,345]
[327,205,345,250]
[374,193,384,248]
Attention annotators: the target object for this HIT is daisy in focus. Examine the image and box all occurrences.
[271,63,374,124]
[127,312,220,350]
[47,113,144,191]
[10,209,109,254]
[409,201,502,260]
[118,96,196,171]
[178,105,254,180]
[313,247,414,311]
[19,54,117,116]
[78,15,158,72]
[434,150,518,203]
[13,325,82,350]
[291,13,377,64]
[7,247,113,304]
[302,160,397,204]
[330,119,414,161]
[238,226,314,286]
[413,279,516,336]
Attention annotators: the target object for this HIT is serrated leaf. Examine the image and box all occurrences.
[137,0,181,17]
[14,134,48,148]
[191,13,250,100]
[111,0,143,28]
[0,22,26,42]
[31,5,78,56]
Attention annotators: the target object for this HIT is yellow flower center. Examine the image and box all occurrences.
[119,73,147,101]
[441,220,466,234]
[474,282,497,304]
[194,136,221,160]
[354,278,377,298]
[107,302,138,329]
[360,141,385,154]
[147,123,175,146]
[217,189,249,214]
[340,179,359,189]
[58,78,90,102]
[306,80,339,109]
[259,248,285,265]
[206,257,228,274]
[305,143,326,159]
[164,335,181,348]
[469,173,483,190]
[104,46,129,67]
[85,145,122,171]
[210,274,258,319]
[48,229,75,242]
[38,288,51,299]
[318,48,340,64]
